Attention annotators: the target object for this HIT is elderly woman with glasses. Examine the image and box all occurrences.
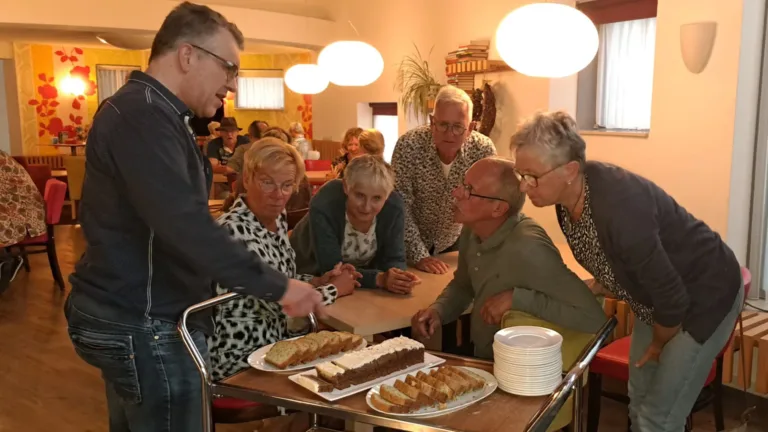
[208,138,359,381]
[512,111,743,432]
[291,155,421,294]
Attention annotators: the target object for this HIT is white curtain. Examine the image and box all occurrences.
[236,77,285,110]
[596,17,656,130]
[373,114,399,162]
[96,67,137,104]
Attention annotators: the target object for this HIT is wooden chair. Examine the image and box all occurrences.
[311,139,342,161]
[8,179,68,290]
[586,268,751,432]
[63,156,86,220]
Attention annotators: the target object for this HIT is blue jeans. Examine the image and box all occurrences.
[65,300,209,432]
[628,282,744,432]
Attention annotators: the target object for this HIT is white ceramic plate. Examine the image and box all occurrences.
[498,379,560,396]
[288,352,446,402]
[494,326,563,351]
[366,366,498,418]
[494,362,562,376]
[247,335,367,373]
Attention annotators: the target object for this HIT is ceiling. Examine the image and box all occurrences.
[197,0,334,20]
[0,25,311,54]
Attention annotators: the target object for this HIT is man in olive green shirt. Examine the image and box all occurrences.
[411,157,605,359]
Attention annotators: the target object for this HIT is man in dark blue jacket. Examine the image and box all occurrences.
[65,3,324,431]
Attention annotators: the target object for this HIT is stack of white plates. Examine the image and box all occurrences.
[493,326,563,396]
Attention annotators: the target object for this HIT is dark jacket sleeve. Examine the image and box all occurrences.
[308,199,345,277]
[371,192,408,281]
[110,109,287,301]
[206,139,221,160]
[592,165,689,328]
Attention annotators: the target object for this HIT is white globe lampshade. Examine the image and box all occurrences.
[284,64,329,94]
[496,3,599,78]
[318,41,384,86]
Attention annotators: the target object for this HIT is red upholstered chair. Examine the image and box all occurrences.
[304,159,331,171]
[586,268,752,432]
[212,397,279,424]
[10,179,68,290]
[24,164,52,197]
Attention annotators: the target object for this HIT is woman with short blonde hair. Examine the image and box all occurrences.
[209,137,358,380]
[291,155,420,294]
[358,128,385,157]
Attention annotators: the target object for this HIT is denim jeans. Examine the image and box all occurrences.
[628,282,744,432]
[65,299,209,432]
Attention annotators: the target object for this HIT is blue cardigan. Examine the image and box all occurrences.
[290,180,407,288]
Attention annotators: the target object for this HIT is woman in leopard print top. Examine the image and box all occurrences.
[208,138,358,380]
[512,111,743,432]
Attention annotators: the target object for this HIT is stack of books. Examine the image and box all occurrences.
[445,40,490,91]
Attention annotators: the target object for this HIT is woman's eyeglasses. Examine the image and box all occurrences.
[259,180,295,195]
[190,44,239,81]
[514,165,563,188]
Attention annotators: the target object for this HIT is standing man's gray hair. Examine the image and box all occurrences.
[149,1,245,62]
[432,85,474,122]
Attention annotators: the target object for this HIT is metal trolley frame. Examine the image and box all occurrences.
[178,292,616,432]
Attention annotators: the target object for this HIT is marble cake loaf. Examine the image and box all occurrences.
[315,337,425,390]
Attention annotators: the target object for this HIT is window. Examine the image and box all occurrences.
[96,65,140,104]
[596,18,656,130]
[575,0,658,132]
[368,103,399,162]
[235,69,284,110]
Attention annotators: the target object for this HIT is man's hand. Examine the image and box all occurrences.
[377,268,422,294]
[411,308,442,340]
[480,290,514,326]
[635,343,662,368]
[584,278,614,298]
[415,256,450,274]
[279,279,326,318]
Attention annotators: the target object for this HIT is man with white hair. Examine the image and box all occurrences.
[411,158,605,359]
[392,85,496,274]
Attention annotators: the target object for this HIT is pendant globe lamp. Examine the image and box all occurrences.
[317,21,384,86]
[285,64,329,94]
[496,3,598,78]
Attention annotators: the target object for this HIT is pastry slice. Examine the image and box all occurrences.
[300,337,320,362]
[441,367,481,391]
[434,371,468,395]
[444,366,486,390]
[417,371,455,400]
[380,384,417,410]
[304,333,330,357]
[347,333,364,350]
[316,331,343,356]
[264,340,301,369]
[295,374,333,393]
[406,374,447,403]
[395,379,436,408]
[316,362,347,389]
[337,332,354,351]
[370,393,408,414]
[292,339,311,364]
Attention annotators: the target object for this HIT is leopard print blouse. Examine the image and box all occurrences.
[208,196,338,380]
[392,126,496,264]
[0,151,45,246]
[557,176,654,325]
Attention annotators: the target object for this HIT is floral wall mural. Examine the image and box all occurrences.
[14,44,313,155]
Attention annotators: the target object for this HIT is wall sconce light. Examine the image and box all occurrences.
[680,22,717,74]
[60,75,86,96]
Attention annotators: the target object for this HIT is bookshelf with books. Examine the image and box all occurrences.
[445,39,512,92]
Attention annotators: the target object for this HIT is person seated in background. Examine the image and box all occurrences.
[207,117,250,173]
[393,85,496,275]
[331,127,363,178]
[289,122,312,160]
[209,138,359,380]
[411,157,605,359]
[330,128,386,179]
[0,150,46,293]
[247,120,263,143]
[291,155,420,293]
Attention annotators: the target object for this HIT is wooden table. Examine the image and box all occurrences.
[51,143,85,156]
[52,169,67,177]
[216,353,548,432]
[321,246,591,338]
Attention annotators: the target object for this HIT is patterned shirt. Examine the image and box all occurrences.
[208,196,337,380]
[0,151,45,245]
[557,177,654,325]
[341,214,378,267]
[392,126,496,264]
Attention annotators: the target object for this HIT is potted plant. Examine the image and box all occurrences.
[394,44,443,124]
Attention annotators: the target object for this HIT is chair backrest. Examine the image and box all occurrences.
[305,159,332,171]
[63,156,87,200]
[24,164,52,197]
[286,208,308,230]
[44,179,68,225]
[312,140,342,161]
[17,155,65,169]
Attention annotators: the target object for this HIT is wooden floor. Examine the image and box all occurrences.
[1,225,768,431]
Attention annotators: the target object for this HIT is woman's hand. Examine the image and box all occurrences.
[330,270,359,297]
[312,262,360,287]
[377,268,422,294]
[415,256,450,274]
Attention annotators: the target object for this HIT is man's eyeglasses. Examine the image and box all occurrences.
[432,120,467,136]
[190,44,239,81]
[259,180,296,195]
[458,183,507,203]
[514,165,562,188]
